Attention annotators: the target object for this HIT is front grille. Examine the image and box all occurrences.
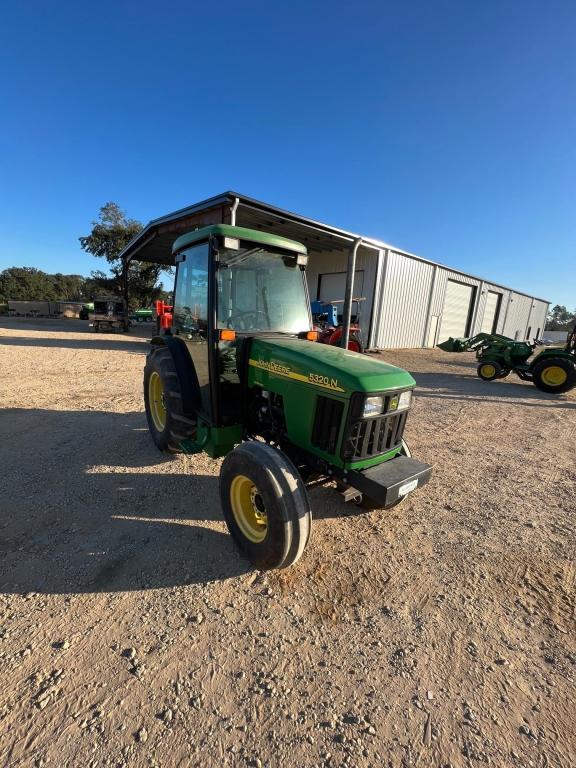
[311,396,344,455]
[342,390,410,461]
[343,410,407,461]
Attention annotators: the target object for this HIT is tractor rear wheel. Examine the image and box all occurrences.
[143,346,197,452]
[477,361,502,381]
[220,442,312,570]
[347,334,363,353]
[532,357,576,394]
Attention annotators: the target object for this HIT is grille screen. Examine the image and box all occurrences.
[343,410,407,461]
[311,396,344,455]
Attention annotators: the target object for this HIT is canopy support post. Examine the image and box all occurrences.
[341,238,362,349]
[122,258,129,308]
[230,197,239,226]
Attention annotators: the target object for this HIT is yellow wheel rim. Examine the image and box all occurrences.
[541,365,567,386]
[481,364,496,378]
[148,371,167,431]
[230,475,268,543]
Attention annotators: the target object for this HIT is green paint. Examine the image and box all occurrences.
[172,224,307,256]
[528,346,575,368]
[248,337,415,469]
[439,331,575,392]
[181,420,242,459]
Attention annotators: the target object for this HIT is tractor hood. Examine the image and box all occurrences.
[248,337,415,396]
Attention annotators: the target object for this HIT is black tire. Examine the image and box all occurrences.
[357,439,411,510]
[477,361,502,381]
[532,357,576,394]
[220,442,312,570]
[143,346,197,452]
[348,334,364,353]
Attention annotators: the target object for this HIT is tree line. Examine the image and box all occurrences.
[1,202,169,309]
[0,267,114,303]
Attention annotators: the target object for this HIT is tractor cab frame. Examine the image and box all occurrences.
[156,225,313,445]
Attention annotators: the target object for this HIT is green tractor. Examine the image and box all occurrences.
[438,325,576,394]
[143,225,432,569]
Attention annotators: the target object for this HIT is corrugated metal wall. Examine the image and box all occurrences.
[530,300,549,338]
[372,249,549,349]
[501,293,533,339]
[373,251,435,348]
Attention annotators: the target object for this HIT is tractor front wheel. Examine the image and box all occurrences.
[143,346,197,452]
[220,442,312,570]
[477,361,502,381]
[532,357,576,394]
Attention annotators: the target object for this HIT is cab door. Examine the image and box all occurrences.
[172,242,213,420]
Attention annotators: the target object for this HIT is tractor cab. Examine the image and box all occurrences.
[144,224,432,570]
[168,225,312,429]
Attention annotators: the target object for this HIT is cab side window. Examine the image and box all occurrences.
[173,243,211,416]
[173,244,209,340]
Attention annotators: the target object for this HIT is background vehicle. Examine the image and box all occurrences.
[438,325,576,394]
[143,225,432,569]
[311,298,364,353]
[89,298,129,333]
[130,307,154,323]
[79,302,94,320]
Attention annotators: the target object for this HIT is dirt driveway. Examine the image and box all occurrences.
[1,318,574,768]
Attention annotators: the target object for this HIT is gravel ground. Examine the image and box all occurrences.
[1,318,575,768]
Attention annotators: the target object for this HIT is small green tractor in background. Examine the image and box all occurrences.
[143,224,432,570]
[130,307,155,324]
[438,324,576,394]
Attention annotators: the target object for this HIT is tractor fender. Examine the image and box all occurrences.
[150,335,201,416]
[528,348,575,369]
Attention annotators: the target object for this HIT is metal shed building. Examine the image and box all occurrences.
[119,191,549,349]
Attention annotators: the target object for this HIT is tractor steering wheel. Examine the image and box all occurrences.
[226,310,269,331]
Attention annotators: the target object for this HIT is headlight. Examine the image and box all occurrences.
[397,390,412,411]
[363,390,412,417]
[363,396,384,417]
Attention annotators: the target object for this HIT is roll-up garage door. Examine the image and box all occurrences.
[318,270,364,304]
[440,280,474,340]
[480,291,501,334]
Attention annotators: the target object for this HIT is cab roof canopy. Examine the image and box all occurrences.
[171,224,307,256]
[119,191,382,268]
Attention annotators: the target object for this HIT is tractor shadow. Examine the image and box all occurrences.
[0,408,249,595]
[412,371,576,410]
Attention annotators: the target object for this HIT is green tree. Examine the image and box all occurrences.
[52,273,86,301]
[79,202,165,309]
[82,270,119,300]
[0,267,57,301]
[546,304,575,330]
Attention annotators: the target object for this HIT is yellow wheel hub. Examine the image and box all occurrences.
[230,475,268,543]
[481,364,496,378]
[541,365,568,387]
[148,371,167,431]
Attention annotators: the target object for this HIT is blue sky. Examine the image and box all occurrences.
[0,1,574,307]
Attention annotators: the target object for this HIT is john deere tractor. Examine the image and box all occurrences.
[438,325,576,394]
[143,225,431,569]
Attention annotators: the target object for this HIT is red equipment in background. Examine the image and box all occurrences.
[155,300,173,334]
[311,298,365,353]
[153,298,364,352]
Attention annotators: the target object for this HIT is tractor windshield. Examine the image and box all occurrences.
[217,246,310,334]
